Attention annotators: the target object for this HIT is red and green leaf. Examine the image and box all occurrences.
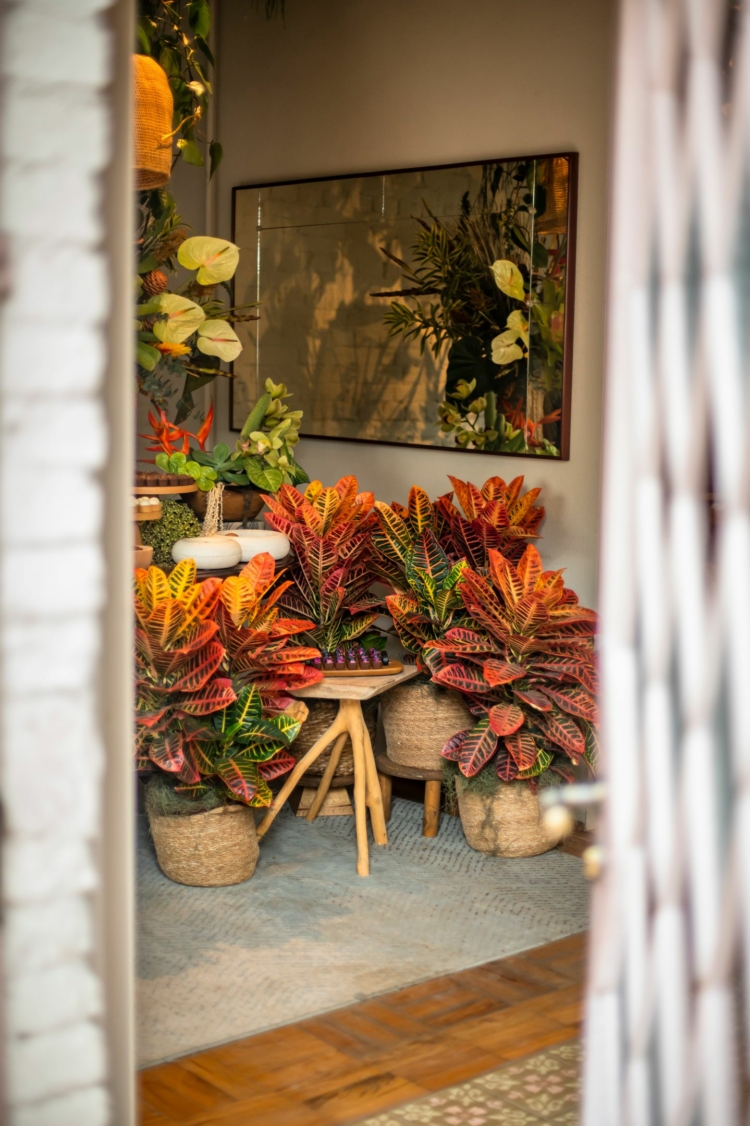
[503,729,539,771]
[488,702,524,736]
[458,716,498,776]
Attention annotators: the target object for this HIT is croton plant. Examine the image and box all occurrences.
[436,475,545,567]
[373,486,469,663]
[134,557,316,806]
[422,544,598,786]
[262,476,382,652]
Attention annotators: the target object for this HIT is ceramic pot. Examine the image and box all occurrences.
[147,803,259,886]
[220,528,290,562]
[188,486,264,526]
[456,779,561,857]
[171,535,242,569]
[134,544,153,569]
[381,679,472,771]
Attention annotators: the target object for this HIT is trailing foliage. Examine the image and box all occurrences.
[422,545,598,786]
[262,476,382,651]
[216,552,323,711]
[372,486,470,665]
[437,475,545,567]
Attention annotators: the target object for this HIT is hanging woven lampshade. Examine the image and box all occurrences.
[536,157,569,236]
[133,55,174,190]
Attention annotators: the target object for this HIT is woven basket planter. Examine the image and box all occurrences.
[133,55,173,190]
[456,779,559,858]
[147,803,259,886]
[381,679,472,771]
[291,698,378,776]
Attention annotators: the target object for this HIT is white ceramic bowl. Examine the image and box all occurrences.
[220,529,290,562]
[171,535,242,569]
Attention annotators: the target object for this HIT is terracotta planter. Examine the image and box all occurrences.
[187,486,264,526]
[147,803,259,886]
[381,679,472,771]
[291,698,378,776]
[457,779,560,857]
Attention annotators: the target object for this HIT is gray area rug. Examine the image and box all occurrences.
[137,798,588,1067]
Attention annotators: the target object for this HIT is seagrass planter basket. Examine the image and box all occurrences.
[456,778,561,858]
[147,802,259,886]
[381,679,472,772]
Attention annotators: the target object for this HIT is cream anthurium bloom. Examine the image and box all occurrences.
[491,259,526,302]
[491,330,524,365]
[152,294,206,344]
[196,319,242,362]
[178,236,240,284]
[506,309,529,346]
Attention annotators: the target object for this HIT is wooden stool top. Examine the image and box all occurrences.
[291,664,420,702]
[375,752,443,783]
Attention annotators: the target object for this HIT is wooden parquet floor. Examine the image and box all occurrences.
[139,931,587,1126]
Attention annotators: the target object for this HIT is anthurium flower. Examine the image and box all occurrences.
[491,331,524,365]
[155,341,191,357]
[491,259,526,302]
[152,294,206,344]
[196,319,242,362]
[177,236,240,284]
[506,309,529,346]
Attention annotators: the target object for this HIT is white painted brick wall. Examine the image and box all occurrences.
[0,0,116,1121]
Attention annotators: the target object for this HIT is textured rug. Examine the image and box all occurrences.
[359,1042,581,1125]
[136,798,588,1067]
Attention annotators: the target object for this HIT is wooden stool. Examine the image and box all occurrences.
[375,753,443,838]
[256,666,420,876]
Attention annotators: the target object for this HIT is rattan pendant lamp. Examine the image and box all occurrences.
[133,54,174,189]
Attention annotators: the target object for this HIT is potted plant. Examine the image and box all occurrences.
[372,487,473,771]
[436,474,545,566]
[135,559,308,885]
[422,544,597,856]
[262,476,383,775]
[188,379,309,523]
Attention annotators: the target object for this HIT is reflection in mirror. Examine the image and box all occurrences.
[232,154,577,459]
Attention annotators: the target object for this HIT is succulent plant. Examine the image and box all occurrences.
[139,499,201,567]
[234,379,308,492]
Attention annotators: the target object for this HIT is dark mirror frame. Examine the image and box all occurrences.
[230,151,578,461]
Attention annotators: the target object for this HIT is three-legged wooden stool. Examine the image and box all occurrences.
[256,666,420,876]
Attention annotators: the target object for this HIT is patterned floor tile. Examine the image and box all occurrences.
[358,1042,581,1125]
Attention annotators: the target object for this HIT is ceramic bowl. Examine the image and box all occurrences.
[171,535,242,569]
[220,529,290,562]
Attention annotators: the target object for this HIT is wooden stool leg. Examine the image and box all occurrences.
[423,780,441,838]
[306,732,347,822]
[378,772,392,822]
[345,701,370,876]
[360,717,388,846]
[256,712,348,840]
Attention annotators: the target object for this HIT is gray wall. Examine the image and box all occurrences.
[208,0,615,606]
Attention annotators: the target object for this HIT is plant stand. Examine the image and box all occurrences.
[256,667,420,876]
[375,752,443,838]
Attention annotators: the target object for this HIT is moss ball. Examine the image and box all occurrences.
[140,499,201,567]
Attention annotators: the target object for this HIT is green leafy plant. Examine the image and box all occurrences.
[216,553,323,711]
[262,476,382,651]
[421,545,597,787]
[189,442,250,486]
[139,499,201,567]
[155,450,217,491]
[234,379,309,492]
[436,475,545,567]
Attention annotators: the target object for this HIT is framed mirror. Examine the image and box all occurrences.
[231,152,577,459]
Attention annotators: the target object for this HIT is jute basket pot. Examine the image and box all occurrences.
[381,679,472,771]
[147,803,259,886]
[456,778,560,858]
[291,698,378,776]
